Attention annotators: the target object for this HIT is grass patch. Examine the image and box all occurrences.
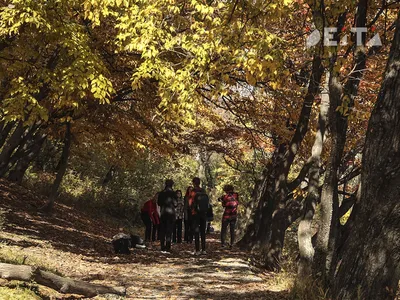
[0,286,41,300]
[289,277,329,300]
[0,246,62,276]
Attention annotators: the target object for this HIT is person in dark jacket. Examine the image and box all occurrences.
[157,179,177,253]
[219,184,239,248]
[188,177,208,255]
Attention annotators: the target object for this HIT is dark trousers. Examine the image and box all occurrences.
[141,212,152,241]
[173,218,183,243]
[192,213,207,252]
[159,215,175,251]
[184,215,193,243]
[221,218,236,246]
[152,223,159,241]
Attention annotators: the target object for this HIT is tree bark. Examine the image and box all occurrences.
[0,122,24,173]
[42,122,72,212]
[314,0,367,282]
[238,53,324,269]
[0,121,15,149]
[101,165,116,186]
[314,72,343,280]
[297,71,330,278]
[8,132,47,184]
[0,124,40,177]
[332,10,400,300]
[0,263,125,297]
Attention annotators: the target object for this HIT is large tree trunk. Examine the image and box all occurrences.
[259,53,324,270]
[314,0,367,282]
[0,122,24,173]
[236,167,270,249]
[0,124,41,177]
[0,263,125,297]
[0,121,15,149]
[297,71,330,278]
[332,11,400,300]
[314,72,343,280]
[238,53,324,269]
[8,132,47,184]
[42,122,72,212]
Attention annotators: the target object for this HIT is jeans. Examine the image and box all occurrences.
[221,218,236,246]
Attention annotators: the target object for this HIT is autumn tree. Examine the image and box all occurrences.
[331,9,400,299]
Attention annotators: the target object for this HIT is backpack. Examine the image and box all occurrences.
[112,233,131,254]
[193,192,210,214]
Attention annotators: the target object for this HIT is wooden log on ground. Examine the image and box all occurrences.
[0,263,126,297]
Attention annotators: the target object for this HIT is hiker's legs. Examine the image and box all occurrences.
[176,218,183,243]
[229,219,237,246]
[192,215,200,252]
[152,223,158,242]
[141,212,152,241]
[172,220,177,243]
[200,214,207,251]
[187,214,193,243]
[221,218,229,245]
[159,217,167,251]
[165,216,174,251]
[184,219,189,242]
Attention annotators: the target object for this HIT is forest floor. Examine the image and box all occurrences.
[0,179,294,299]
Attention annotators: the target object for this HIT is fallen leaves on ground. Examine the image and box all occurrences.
[0,179,293,299]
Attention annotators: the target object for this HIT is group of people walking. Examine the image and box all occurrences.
[140,177,239,255]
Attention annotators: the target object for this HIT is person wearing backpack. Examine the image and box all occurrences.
[157,179,177,253]
[189,177,209,255]
[220,184,239,248]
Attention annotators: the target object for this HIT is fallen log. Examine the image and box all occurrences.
[0,263,126,297]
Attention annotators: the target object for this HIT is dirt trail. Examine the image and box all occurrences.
[0,180,291,299]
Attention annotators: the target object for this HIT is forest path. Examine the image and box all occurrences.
[0,180,291,299]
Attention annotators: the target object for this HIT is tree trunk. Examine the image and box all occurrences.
[238,53,324,268]
[314,0,367,282]
[314,73,343,280]
[297,71,330,278]
[332,11,400,300]
[8,132,47,184]
[0,124,40,177]
[42,122,72,212]
[0,122,24,174]
[236,167,270,249]
[259,53,324,269]
[0,263,125,297]
[0,121,15,149]
[101,165,116,186]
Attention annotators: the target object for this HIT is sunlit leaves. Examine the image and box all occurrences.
[0,0,114,123]
[82,0,292,123]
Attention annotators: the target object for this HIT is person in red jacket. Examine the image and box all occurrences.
[219,184,239,248]
[141,193,160,242]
